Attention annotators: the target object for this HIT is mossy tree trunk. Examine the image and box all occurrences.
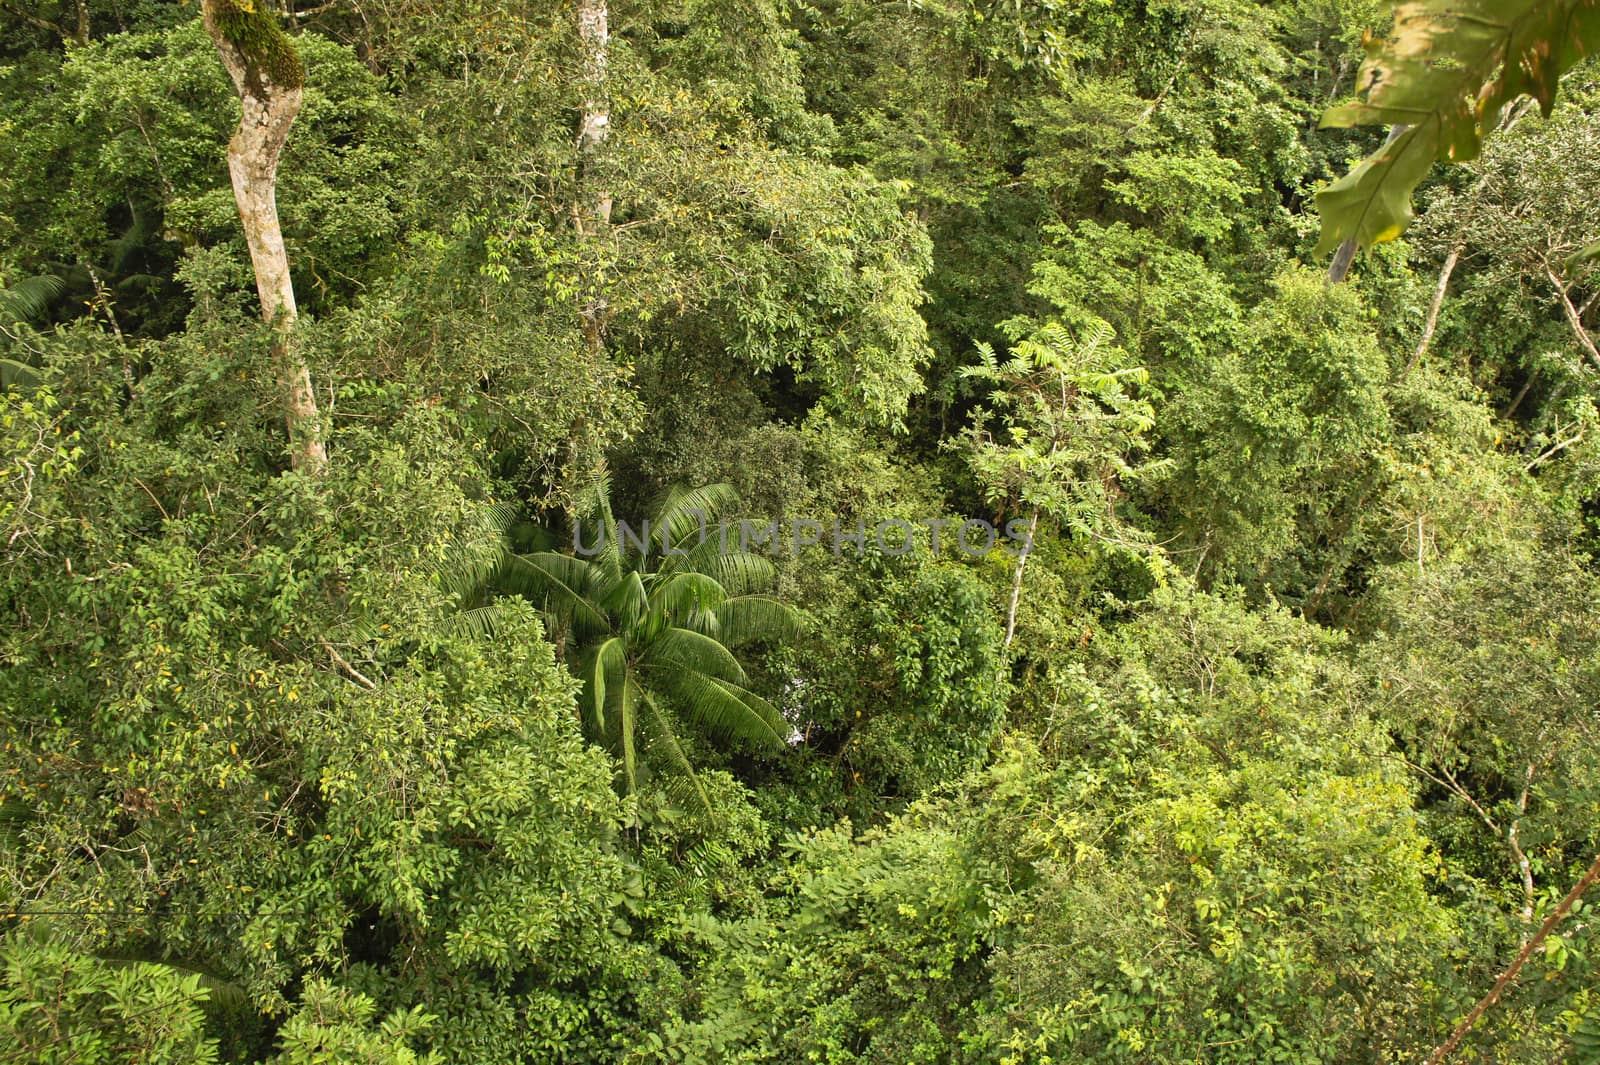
[201,0,327,475]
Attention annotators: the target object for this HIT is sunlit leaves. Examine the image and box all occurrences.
[1316,0,1600,254]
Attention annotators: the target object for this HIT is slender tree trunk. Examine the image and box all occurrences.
[1401,245,1460,381]
[568,0,611,492]
[1425,850,1600,1065]
[576,0,612,237]
[1003,509,1038,649]
[201,0,327,475]
[575,0,612,344]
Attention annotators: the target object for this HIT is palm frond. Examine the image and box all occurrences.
[0,275,63,325]
[438,604,512,641]
[501,552,609,635]
[600,570,648,634]
[580,636,627,735]
[1,358,43,392]
[424,501,519,606]
[648,571,727,620]
[635,686,712,815]
[652,483,738,553]
[98,954,251,1012]
[572,466,622,577]
[653,530,779,592]
[658,670,788,749]
[619,673,641,795]
[645,626,745,683]
[714,594,802,648]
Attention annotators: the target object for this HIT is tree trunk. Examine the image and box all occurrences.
[567,0,611,492]
[201,0,327,475]
[1003,509,1038,649]
[576,0,612,237]
[1400,244,1459,381]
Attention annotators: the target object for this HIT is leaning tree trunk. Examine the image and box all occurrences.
[1003,509,1039,649]
[1400,244,1460,381]
[201,0,327,475]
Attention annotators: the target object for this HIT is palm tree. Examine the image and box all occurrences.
[499,477,799,809]
[1,274,64,391]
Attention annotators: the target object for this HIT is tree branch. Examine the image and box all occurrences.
[321,638,376,690]
[1548,267,1600,373]
[1401,245,1460,381]
[0,0,71,40]
[1425,851,1600,1065]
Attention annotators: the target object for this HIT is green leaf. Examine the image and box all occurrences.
[1314,123,1440,256]
[1316,0,1600,253]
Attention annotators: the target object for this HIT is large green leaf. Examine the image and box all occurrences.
[1316,0,1600,255]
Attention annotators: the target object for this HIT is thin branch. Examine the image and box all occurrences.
[1548,267,1600,372]
[320,638,376,690]
[1401,245,1460,381]
[1003,509,1038,649]
[1501,375,1535,420]
[0,0,71,40]
[130,478,170,523]
[1578,285,1598,321]
[1439,764,1501,835]
[1425,851,1600,1065]
[1510,761,1535,926]
[1524,427,1584,472]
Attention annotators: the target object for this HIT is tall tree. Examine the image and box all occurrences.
[200,0,327,474]
[960,319,1156,645]
[567,0,613,491]
[575,0,611,239]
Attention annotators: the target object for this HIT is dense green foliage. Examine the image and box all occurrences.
[2,0,1598,1061]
